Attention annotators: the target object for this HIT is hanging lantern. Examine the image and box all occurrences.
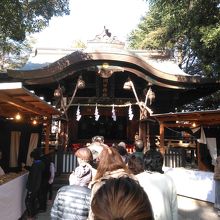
[54,85,62,97]
[148,87,155,105]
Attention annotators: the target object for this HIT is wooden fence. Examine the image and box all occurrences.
[53,147,197,175]
[54,150,78,174]
[164,147,196,168]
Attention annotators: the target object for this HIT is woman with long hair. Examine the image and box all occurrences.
[88,147,136,220]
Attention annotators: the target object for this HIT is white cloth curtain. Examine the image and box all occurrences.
[9,131,21,167]
[26,133,39,166]
[206,138,217,165]
[191,126,217,165]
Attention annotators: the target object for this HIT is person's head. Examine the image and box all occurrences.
[143,149,164,174]
[134,139,144,152]
[118,141,126,149]
[75,147,93,164]
[91,177,154,220]
[95,147,130,180]
[113,145,128,164]
[30,148,42,160]
[117,146,128,157]
[127,155,144,175]
[87,142,108,168]
[92,136,104,144]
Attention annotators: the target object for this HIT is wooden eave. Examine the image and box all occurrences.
[0,82,61,119]
[7,50,220,90]
[152,110,220,127]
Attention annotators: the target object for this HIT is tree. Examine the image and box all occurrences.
[176,91,220,112]
[128,0,220,78]
[0,0,70,71]
[0,36,34,72]
[0,0,70,42]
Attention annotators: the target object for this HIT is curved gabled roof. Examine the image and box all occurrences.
[7,48,219,89]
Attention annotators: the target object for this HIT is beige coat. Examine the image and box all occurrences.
[214,156,220,180]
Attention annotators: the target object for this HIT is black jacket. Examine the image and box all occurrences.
[26,160,44,193]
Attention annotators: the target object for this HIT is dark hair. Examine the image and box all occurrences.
[91,177,154,220]
[127,155,144,175]
[30,148,42,160]
[115,145,128,157]
[134,139,144,152]
[143,148,164,174]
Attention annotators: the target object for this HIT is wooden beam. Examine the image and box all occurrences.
[164,123,193,128]
[159,122,165,154]
[44,120,51,155]
[0,93,50,117]
[154,114,220,123]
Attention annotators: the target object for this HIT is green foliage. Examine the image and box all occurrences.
[0,0,70,71]
[0,36,34,72]
[128,0,220,77]
[0,0,70,42]
[177,90,220,112]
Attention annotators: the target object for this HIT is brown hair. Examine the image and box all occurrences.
[75,147,93,163]
[94,147,131,181]
[91,177,154,220]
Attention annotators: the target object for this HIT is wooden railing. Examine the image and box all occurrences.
[164,147,197,168]
[53,149,78,175]
[52,140,198,175]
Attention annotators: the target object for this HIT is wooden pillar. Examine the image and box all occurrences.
[159,122,165,154]
[45,119,51,155]
[197,142,208,171]
[145,122,150,153]
[139,121,146,141]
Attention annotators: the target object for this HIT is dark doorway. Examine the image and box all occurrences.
[78,115,127,140]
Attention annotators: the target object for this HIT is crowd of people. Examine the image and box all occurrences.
[10,130,220,219]
[19,132,220,220]
[49,135,178,220]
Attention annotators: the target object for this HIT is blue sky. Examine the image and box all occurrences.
[33,0,148,48]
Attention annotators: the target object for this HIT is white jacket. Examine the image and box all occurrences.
[136,171,178,220]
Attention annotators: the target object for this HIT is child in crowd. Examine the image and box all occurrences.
[69,147,95,185]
